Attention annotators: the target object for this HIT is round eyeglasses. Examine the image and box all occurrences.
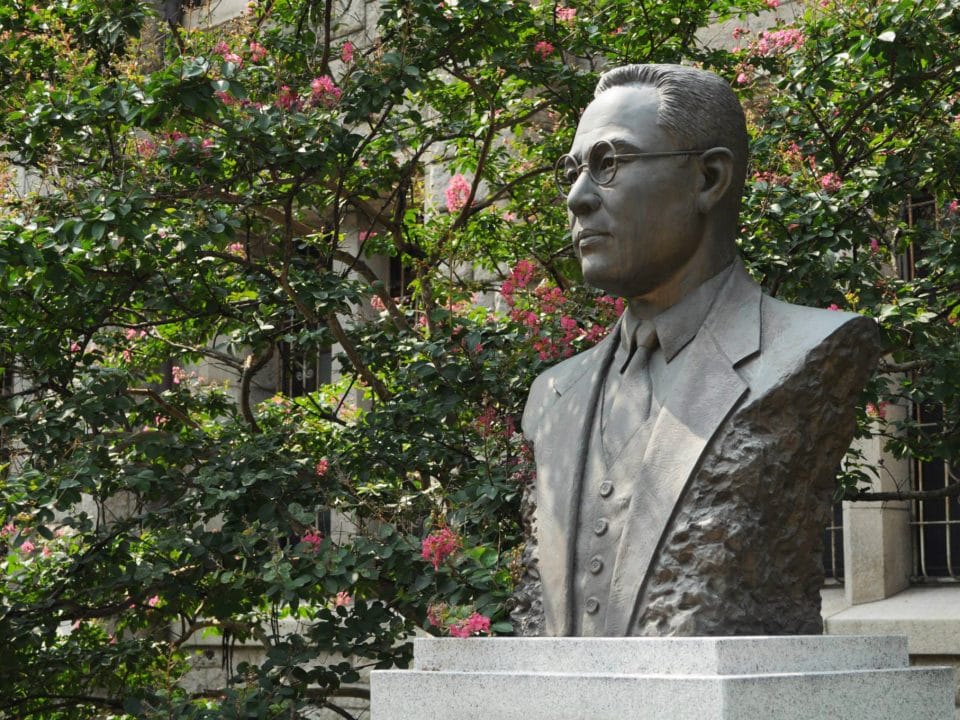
[554,139,702,196]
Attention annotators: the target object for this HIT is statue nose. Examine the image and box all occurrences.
[566,176,601,216]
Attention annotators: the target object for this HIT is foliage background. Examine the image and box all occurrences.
[0,0,958,716]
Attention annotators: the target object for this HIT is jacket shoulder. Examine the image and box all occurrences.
[521,340,609,439]
[746,295,880,395]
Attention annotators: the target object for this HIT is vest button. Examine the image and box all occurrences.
[599,481,613,497]
[594,518,609,535]
[585,597,600,614]
[589,556,604,574]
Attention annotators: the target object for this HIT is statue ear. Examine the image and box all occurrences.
[696,147,734,213]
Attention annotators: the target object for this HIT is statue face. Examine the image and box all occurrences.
[566,85,704,299]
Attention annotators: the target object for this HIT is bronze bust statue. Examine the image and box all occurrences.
[514,64,879,637]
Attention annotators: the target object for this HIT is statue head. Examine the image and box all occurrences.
[558,64,748,302]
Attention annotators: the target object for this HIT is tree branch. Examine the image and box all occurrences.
[240,345,275,433]
[845,481,960,502]
[878,358,931,373]
[325,312,391,402]
[125,388,200,429]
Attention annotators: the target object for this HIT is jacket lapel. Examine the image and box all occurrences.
[532,326,619,636]
[604,264,761,635]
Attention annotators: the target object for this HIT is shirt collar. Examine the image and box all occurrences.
[619,261,735,364]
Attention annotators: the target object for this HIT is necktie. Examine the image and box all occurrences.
[601,324,658,465]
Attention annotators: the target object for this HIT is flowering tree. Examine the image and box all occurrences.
[0,0,958,717]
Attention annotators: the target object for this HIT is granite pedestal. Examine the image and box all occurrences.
[370,635,954,719]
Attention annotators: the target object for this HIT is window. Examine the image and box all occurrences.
[901,197,959,582]
[276,333,332,398]
[911,403,960,581]
[0,362,11,467]
[822,501,845,584]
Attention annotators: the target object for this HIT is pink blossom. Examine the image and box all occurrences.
[560,315,577,331]
[334,591,352,607]
[421,527,460,570]
[302,530,324,551]
[122,349,133,363]
[315,458,330,477]
[869,238,880,253]
[163,130,188,146]
[200,137,214,150]
[533,40,555,59]
[147,595,160,607]
[732,26,748,40]
[477,405,498,437]
[172,366,186,385]
[502,211,517,222]
[754,28,805,56]
[582,324,608,344]
[500,259,537,305]
[41,545,52,557]
[736,72,749,85]
[866,402,888,419]
[248,42,267,62]
[275,85,300,111]
[370,295,386,312]
[20,540,35,555]
[1,522,15,537]
[215,90,237,106]
[426,603,446,627]
[444,173,472,213]
[827,303,840,311]
[223,52,243,67]
[555,6,576,24]
[310,75,342,107]
[535,284,566,313]
[136,138,156,157]
[819,172,842,192]
[213,41,230,56]
[948,199,959,215]
[227,242,245,256]
[69,342,81,353]
[125,328,146,341]
[358,230,378,241]
[765,0,780,7]
[340,40,354,64]
[449,612,491,637]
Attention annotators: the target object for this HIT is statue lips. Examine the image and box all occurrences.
[577,230,610,254]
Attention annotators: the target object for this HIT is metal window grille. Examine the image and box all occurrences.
[276,331,331,398]
[0,363,11,466]
[901,197,959,582]
[274,327,332,538]
[389,253,412,301]
[822,501,845,585]
[911,404,960,581]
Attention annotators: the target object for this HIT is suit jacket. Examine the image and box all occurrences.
[518,261,879,637]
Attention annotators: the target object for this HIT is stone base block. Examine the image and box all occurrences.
[371,636,955,720]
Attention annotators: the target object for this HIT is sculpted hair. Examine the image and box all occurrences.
[594,64,749,202]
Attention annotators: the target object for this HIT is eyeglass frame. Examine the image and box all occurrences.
[554,139,704,196]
